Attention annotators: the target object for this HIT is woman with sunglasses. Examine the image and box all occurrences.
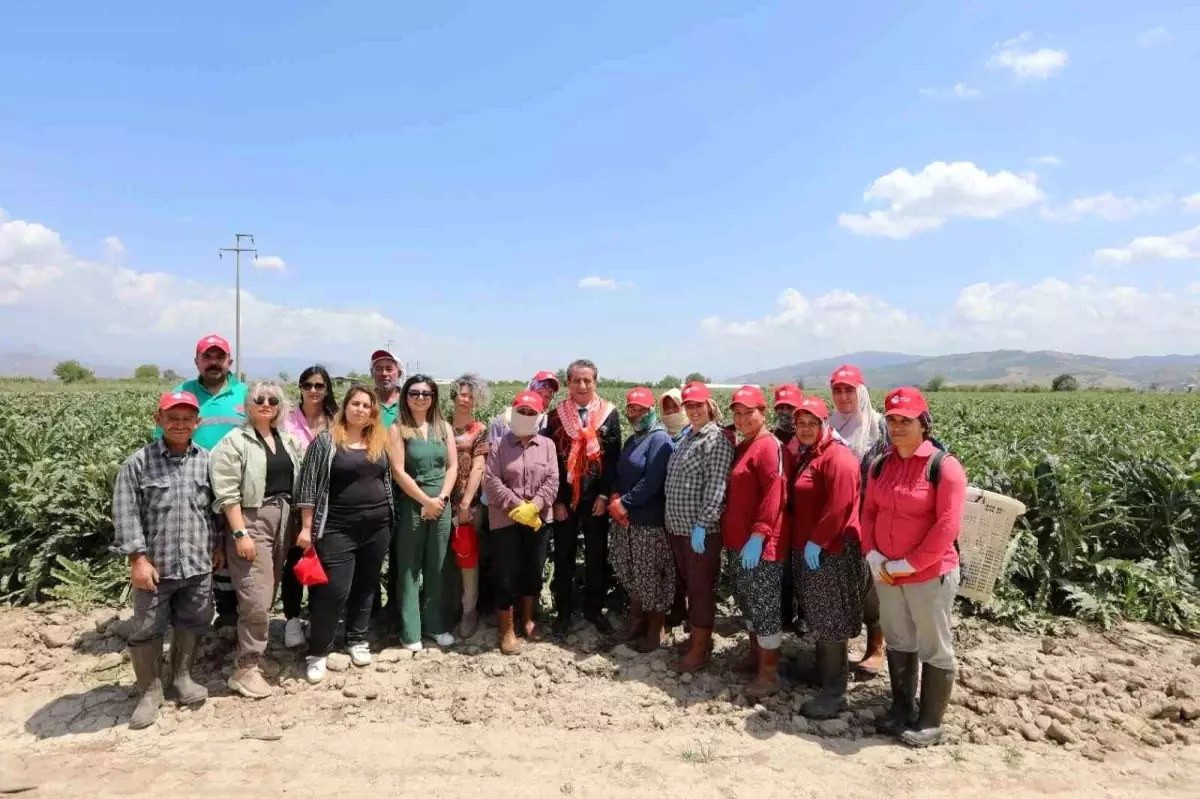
[279,365,339,648]
[210,380,302,698]
[390,375,459,650]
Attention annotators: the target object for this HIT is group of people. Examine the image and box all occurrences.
[112,335,967,749]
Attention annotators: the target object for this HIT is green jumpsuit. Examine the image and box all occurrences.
[395,430,452,644]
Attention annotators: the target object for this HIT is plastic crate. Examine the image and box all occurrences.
[956,487,1027,603]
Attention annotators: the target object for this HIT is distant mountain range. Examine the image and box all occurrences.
[0,350,359,382]
[728,350,1200,390]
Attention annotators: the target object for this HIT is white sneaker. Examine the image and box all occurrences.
[435,632,455,648]
[403,640,424,652]
[348,643,372,667]
[285,618,306,648]
[305,656,327,684]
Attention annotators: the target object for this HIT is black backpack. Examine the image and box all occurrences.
[868,438,962,575]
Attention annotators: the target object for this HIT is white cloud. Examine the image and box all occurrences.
[577,276,633,290]
[254,254,287,272]
[1183,193,1200,212]
[988,32,1069,80]
[919,83,981,100]
[1094,225,1200,264]
[838,161,1043,239]
[1136,27,1169,48]
[1029,155,1062,167]
[1042,192,1169,222]
[103,236,127,264]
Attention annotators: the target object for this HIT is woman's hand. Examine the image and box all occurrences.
[740,535,764,570]
[553,502,569,523]
[297,527,313,551]
[455,504,473,526]
[591,496,607,517]
[235,534,257,562]
[422,497,444,520]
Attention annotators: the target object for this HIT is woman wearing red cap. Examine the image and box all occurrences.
[483,391,559,653]
[664,382,735,672]
[722,385,789,698]
[608,387,676,652]
[863,386,967,747]
[830,363,889,676]
[789,396,865,719]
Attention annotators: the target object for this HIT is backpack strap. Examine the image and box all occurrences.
[869,451,888,481]
[925,450,946,487]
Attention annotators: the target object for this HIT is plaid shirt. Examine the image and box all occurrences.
[664,421,736,537]
[111,439,218,580]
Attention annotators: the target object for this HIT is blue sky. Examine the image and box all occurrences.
[2,1,1198,379]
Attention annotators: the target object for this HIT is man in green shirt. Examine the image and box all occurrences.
[371,349,403,429]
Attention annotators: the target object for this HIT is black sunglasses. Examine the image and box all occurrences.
[300,381,326,391]
[407,390,435,399]
[252,396,280,406]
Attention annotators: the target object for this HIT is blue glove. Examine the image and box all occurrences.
[740,535,764,569]
[804,540,822,571]
[690,525,706,555]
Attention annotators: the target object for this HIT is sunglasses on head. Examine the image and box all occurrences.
[300,381,326,391]
[252,396,280,406]
[408,390,435,399]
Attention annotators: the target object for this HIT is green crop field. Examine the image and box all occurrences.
[1,385,1198,632]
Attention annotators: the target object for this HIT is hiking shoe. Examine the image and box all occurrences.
[228,664,272,699]
[284,618,306,649]
[305,656,327,684]
[348,643,372,667]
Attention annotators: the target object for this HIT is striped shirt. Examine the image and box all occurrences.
[663,422,736,537]
[111,439,218,580]
[295,429,395,540]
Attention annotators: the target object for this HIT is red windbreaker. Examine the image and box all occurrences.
[721,431,788,561]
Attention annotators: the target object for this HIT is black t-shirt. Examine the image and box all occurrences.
[260,429,295,498]
[328,447,389,510]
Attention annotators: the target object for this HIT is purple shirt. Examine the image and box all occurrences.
[484,432,559,531]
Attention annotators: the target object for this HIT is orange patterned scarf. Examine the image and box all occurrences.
[557,396,613,509]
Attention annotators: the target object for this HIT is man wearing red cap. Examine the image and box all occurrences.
[113,391,221,730]
[369,349,404,430]
[545,359,621,636]
[165,334,248,627]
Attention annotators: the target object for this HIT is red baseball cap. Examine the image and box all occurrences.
[730,385,767,410]
[883,386,929,418]
[158,390,200,413]
[512,391,545,413]
[773,384,803,408]
[530,370,561,390]
[625,387,655,409]
[793,395,829,421]
[370,349,399,368]
[830,364,865,388]
[195,334,231,356]
[680,381,711,404]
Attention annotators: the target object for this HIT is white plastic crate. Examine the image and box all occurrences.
[956,487,1027,602]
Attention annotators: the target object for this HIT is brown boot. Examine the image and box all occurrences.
[734,632,759,674]
[636,612,666,653]
[855,623,886,677]
[744,647,782,699]
[617,599,646,644]
[669,626,712,673]
[497,608,521,655]
[518,596,542,641]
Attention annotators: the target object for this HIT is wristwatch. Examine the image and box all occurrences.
[232,529,248,540]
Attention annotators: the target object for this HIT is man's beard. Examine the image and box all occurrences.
[375,378,397,392]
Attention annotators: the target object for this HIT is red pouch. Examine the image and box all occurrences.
[450,524,479,569]
[293,547,329,587]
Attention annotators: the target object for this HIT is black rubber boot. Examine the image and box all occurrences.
[875,650,919,735]
[801,640,849,719]
[129,638,164,730]
[901,663,955,748]
[170,630,208,706]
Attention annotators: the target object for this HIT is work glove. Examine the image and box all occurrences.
[740,535,764,570]
[803,540,822,571]
[865,550,888,582]
[690,525,707,555]
[508,501,543,531]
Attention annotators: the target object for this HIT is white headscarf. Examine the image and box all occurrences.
[832,383,882,461]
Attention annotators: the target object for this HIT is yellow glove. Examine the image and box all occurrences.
[507,501,543,531]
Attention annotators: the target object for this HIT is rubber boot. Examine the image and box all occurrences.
[518,596,542,641]
[169,630,208,706]
[129,638,164,730]
[616,599,645,644]
[734,632,759,674]
[744,647,782,699]
[875,650,920,735]
[801,640,849,719]
[497,608,521,656]
[669,627,712,673]
[901,664,955,747]
[855,623,886,678]
[636,612,666,653]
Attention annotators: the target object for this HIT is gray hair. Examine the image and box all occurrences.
[451,372,491,410]
[243,380,291,429]
[567,359,598,382]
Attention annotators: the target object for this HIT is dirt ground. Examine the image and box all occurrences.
[1,604,1198,798]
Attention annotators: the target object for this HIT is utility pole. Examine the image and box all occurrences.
[218,234,257,379]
